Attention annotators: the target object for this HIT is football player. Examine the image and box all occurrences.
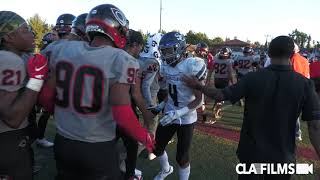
[234,46,260,80]
[41,13,75,60]
[120,29,154,180]
[151,32,206,180]
[0,11,49,180]
[139,33,163,134]
[211,47,235,122]
[28,32,59,148]
[53,13,75,39]
[38,4,154,180]
[68,13,89,41]
[195,42,209,61]
[194,42,211,123]
[233,46,259,106]
[41,32,59,50]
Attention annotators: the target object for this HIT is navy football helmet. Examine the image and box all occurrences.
[71,13,88,41]
[159,31,186,66]
[42,32,57,45]
[243,46,253,55]
[54,13,75,35]
[219,47,232,59]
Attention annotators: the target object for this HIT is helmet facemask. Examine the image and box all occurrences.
[160,42,183,66]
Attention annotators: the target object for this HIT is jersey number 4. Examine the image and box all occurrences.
[169,84,179,106]
[55,61,103,114]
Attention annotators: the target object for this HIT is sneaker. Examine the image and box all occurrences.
[168,139,174,144]
[134,169,143,180]
[204,119,216,124]
[119,160,126,172]
[148,153,157,160]
[296,135,302,141]
[36,138,54,148]
[154,166,173,180]
[32,165,41,175]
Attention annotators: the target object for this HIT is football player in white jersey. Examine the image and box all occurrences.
[234,46,260,80]
[233,46,259,106]
[211,47,235,121]
[139,33,163,135]
[151,32,206,180]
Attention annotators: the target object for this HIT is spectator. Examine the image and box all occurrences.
[291,43,310,141]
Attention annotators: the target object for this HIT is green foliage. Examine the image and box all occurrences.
[307,35,311,49]
[254,41,261,48]
[185,30,224,48]
[288,29,309,48]
[27,14,51,51]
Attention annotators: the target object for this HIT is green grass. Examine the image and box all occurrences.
[33,103,320,180]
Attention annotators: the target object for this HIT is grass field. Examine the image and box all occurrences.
[33,103,320,180]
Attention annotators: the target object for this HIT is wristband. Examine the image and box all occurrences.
[26,78,44,92]
[176,106,190,117]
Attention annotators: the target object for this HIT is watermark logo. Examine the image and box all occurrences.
[236,163,313,175]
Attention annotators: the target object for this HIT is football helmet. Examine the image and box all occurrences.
[71,13,88,41]
[159,31,186,66]
[243,46,253,55]
[195,42,209,58]
[42,32,58,45]
[218,47,232,59]
[54,13,75,35]
[86,4,129,49]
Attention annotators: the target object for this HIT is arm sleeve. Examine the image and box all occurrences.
[140,60,159,106]
[222,74,248,104]
[302,80,320,121]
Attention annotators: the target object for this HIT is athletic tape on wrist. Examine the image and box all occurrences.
[26,78,44,92]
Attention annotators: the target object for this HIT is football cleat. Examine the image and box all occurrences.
[36,138,54,148]
[154,166,173,180]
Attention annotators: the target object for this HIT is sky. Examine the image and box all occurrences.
[1,0,319,44]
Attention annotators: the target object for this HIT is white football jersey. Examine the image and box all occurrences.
[213,58,233,79]
[162,57,207,125]
[234,55,259,75]
[139,33,162,63]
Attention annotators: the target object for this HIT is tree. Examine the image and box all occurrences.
[288,29,308,48]
[185,30,210,45]
[27,14,51,51]
[254,41,261,48]
[211,37,224,44]
[306,35,311,49]
[185,30,224,49]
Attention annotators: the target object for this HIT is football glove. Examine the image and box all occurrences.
[159,107,189,126]
[26,54,49,92]
[147,101,165,115]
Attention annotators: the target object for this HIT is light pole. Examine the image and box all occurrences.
[159,0,163,32]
